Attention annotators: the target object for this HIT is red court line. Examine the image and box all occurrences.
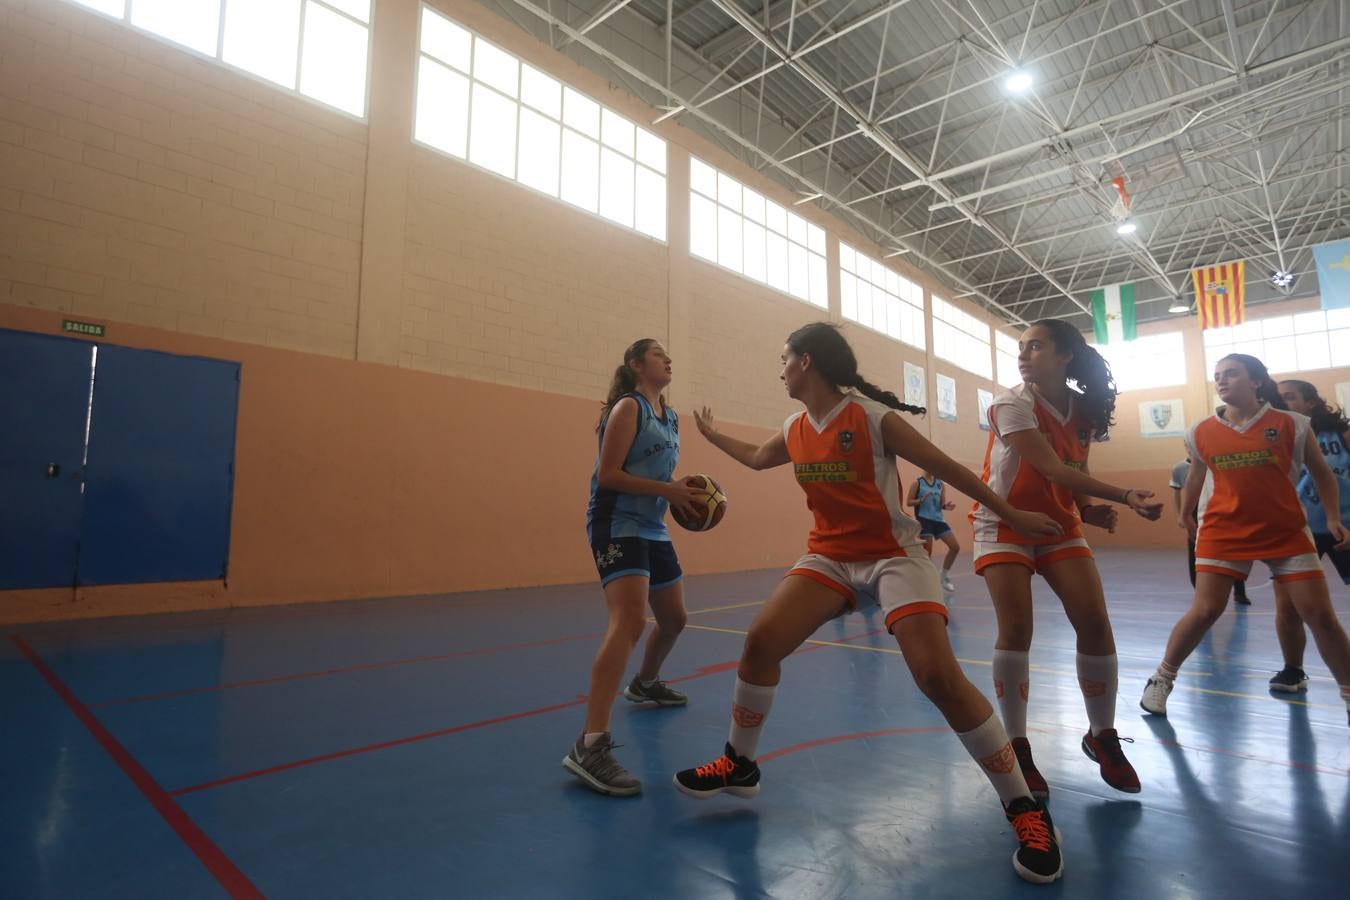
[171,697,590,797]
[90,631,605,708]
[11,636,264,900]
[169,625,891,796]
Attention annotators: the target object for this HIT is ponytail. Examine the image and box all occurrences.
[786,322,926,416]
[1031,319,1116,439]
[598,338,657,431]
[1221,354,1288,411]
[852,375,928,416]
[1279,379,1350,433]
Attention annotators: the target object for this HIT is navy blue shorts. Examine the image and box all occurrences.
[917,516,952,539]
[590,535,682,589]
[1313,532,1350,584]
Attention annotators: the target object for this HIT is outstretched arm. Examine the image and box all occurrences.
[693,406,791,471]
[1003,428,1163,520]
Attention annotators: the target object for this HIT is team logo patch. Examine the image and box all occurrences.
[1264,427,1279,442]
[1079,677,1106,698]
[994,679,1004,698]
[595,544,624,568]
[839,430,855,454]
[732,703,765,728]
[1019,682,1029,701]
[979,743,1017,775]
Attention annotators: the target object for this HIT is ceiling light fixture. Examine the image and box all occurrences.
[1005,69,1033,94]
[1115,219,1137,235]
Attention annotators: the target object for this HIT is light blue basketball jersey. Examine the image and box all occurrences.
[587,393,679,541]
[1298,429,1350,534]
[916,477,945,521]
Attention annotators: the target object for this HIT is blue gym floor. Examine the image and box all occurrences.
[4,548,1347,899]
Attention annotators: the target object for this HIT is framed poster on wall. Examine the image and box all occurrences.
[936,373,957,421]
[904,361,926,409]
[977,388,994,431]
[1139,399,1185,438]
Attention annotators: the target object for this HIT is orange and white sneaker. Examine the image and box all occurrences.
[1004,796,1064,884]
[673,743,760,798]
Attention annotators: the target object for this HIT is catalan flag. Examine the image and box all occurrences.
[1192,261,1246,330]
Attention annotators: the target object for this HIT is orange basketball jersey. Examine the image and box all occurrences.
[971,384,1094,544]
[1186,405,1314,560]
[783,394,921,561]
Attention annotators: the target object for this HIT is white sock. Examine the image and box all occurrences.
[582,731,606,748]
[1156,660,1179,680]
[1077,653,1118,736]
[727,678,777,760]
[942,563,953,574]
[991,650,1030,739]
[957,713,1032,806]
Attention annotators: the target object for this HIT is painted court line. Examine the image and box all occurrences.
[167,625,885,796]
[682,622,1345,712]
[10,636,264,900]
[92,598,766,709]
[90,632,605,708]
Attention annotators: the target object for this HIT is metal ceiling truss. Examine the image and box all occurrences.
[495,0,1349,327]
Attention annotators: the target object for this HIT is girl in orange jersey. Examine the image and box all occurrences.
[673,323,1070,885]
[972,320,1164,800]
[1141,354,1350,727]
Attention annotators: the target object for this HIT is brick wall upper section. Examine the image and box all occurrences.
[400,146,669,398]
[0,0,366,357]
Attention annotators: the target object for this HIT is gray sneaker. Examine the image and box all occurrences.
[623,676,688,706]
[562,733,641,796]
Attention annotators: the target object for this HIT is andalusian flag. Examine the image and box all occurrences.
[1090,283,1136,344]
[1192,261,1246,329]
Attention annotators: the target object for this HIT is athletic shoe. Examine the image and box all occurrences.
[1140,675,1173,716]
[940,573,956,593]
[623,676,688,706]
[1081,728,1141,793]
[1004,796,1064,884]
[1268,666,1310,693]
[561,732,640,796]
[673,742,760,798]
[1011,737,1049,801]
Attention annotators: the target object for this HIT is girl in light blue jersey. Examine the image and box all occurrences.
[906,469,960,593]
[563,338,705,796]
[1267,381,1350,696]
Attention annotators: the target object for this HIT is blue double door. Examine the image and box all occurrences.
[0,329,240,590]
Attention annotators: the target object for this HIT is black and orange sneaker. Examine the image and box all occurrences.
[673,743,760,798]
[1004,796,1064,884]
[1012,737,1049,801]
[1081,728,1140,793]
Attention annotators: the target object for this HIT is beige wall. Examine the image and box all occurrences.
[0,0,1049,622]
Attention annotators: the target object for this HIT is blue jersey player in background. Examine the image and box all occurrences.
[564,339,705,796]
[1266,380,1350,695]
[906,469,961,594]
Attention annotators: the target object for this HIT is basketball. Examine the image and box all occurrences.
[670,474,728,532]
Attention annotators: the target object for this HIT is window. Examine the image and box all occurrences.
[688,157,827,307]
[995,331,1020,388]
[839,244,924,349]
[931,297,992,379]
[414,6,666,241]
[1090,331,1187,392]
[1202,308,1350,376]
[67,0,371,117]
